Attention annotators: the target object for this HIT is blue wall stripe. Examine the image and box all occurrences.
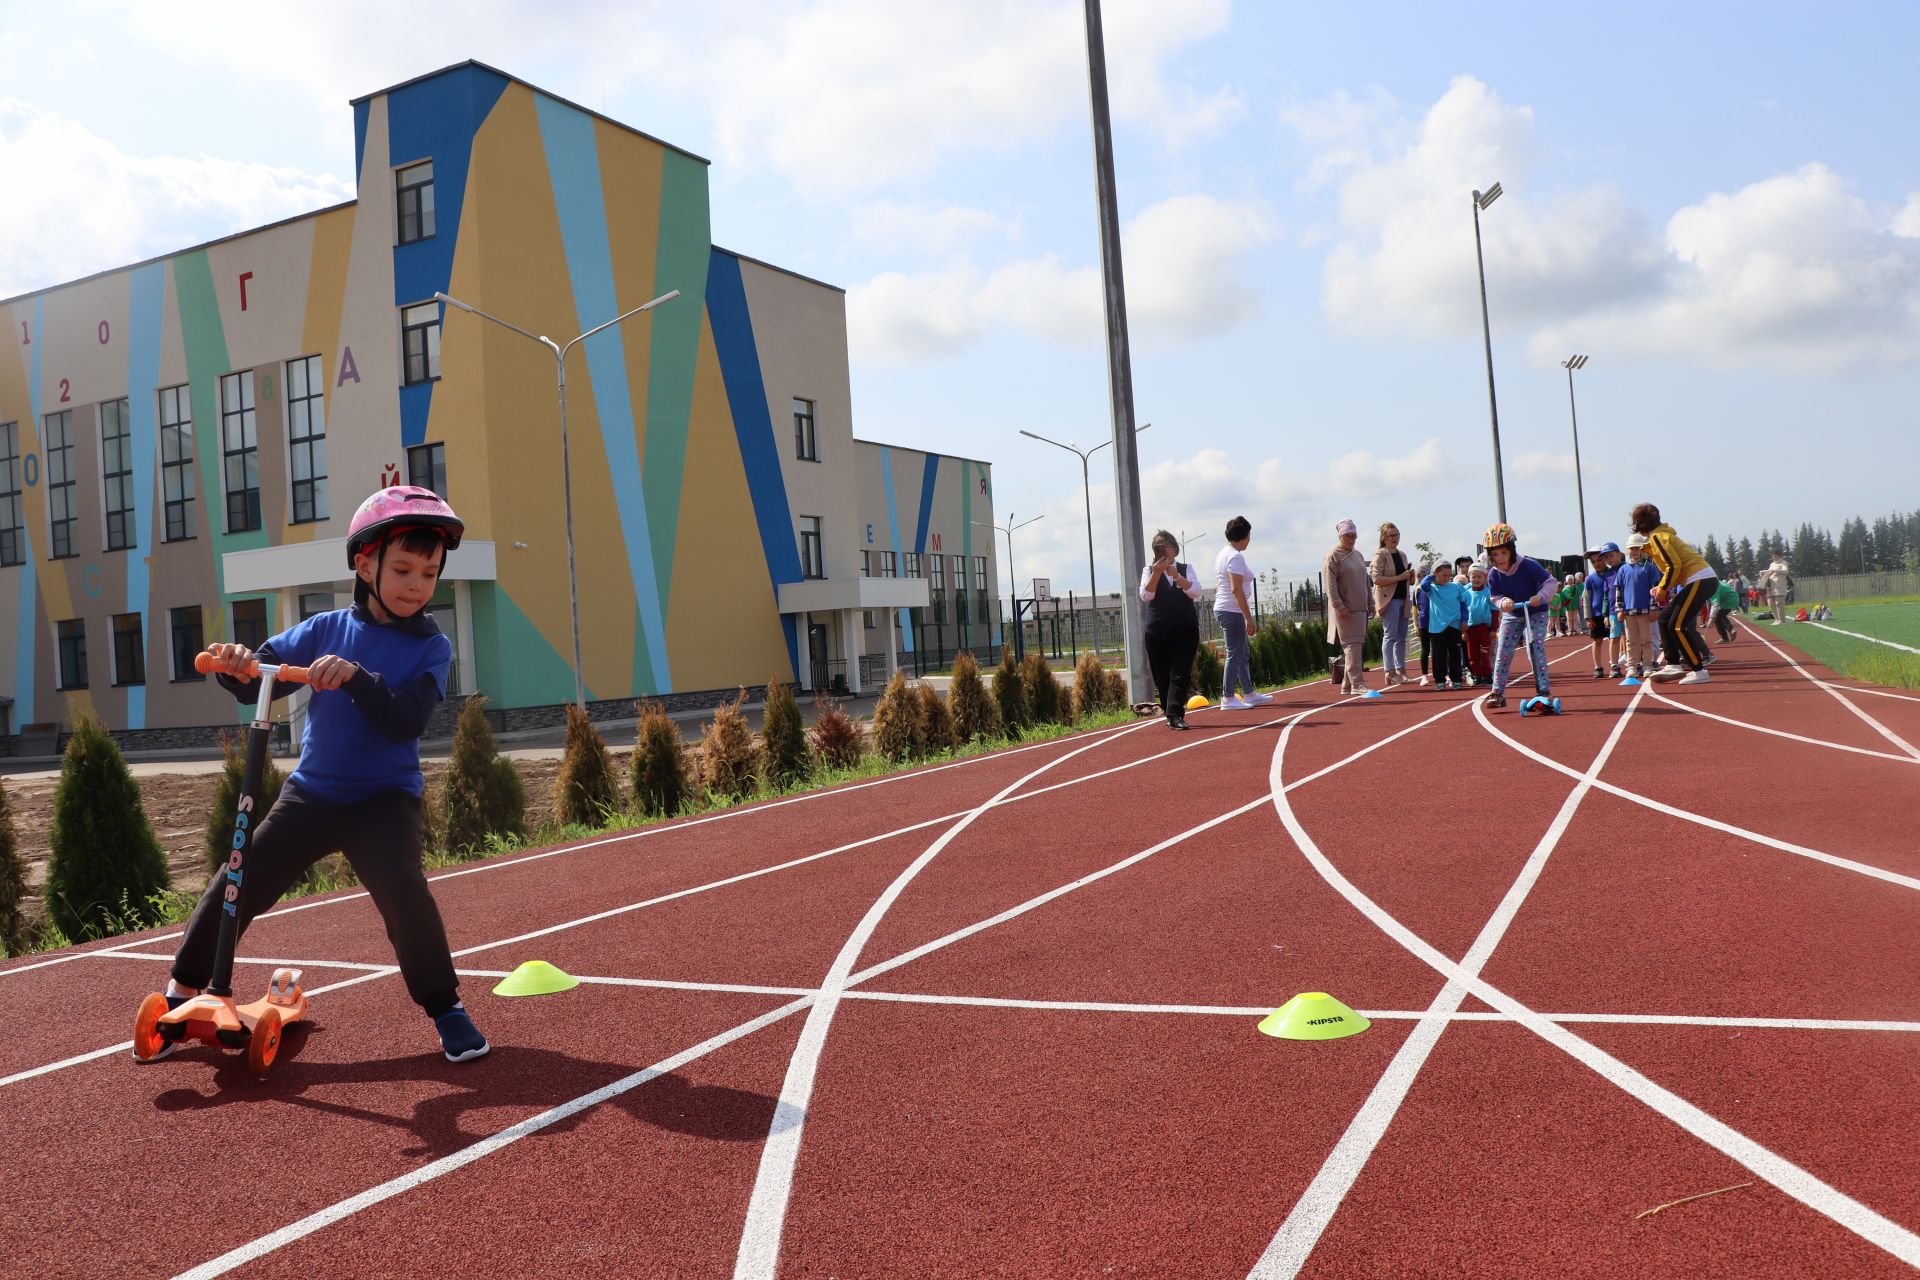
[705,250,799,681]
[880,446,913,652]
[124,263,165,729]
[387,65,508,449]
[12,299,43,723]
[912,453,939,555]
[535,93,671,693]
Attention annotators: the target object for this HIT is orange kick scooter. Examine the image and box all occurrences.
[132,653,313,1074]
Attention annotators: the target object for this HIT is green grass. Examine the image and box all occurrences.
[1758,602,1920,690]
[1787,601,1920,647]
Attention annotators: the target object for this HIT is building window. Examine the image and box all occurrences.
[232,598,268,651]
[112,612,145,686]
[879,550,897,578]
[286,354,328,523]
[396,160,436,245]
[56,619,87,689]
[929,554,946,624]
[219,372,260,533]
[159,385,194,542]
[798,515,825,579]
[170,606,205,681]
[402,302,441,385]
[904,552,920,578]
[101,399,136,551]
[793,397,818,462]
[0,421,21,567]
[864,610,875,630]
[860,550,872,576]
[407,442,447,497]
[299,591,335,621]
[973,555,988,592]
[46,410,76,559]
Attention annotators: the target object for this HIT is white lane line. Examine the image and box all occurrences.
[1739,619,1920,761]
[0,937,174,978]
[1819,681,1920,704]
[1642,688,1919,763]
[1803,621,1920,654]
[456,971,814,998]
[730,719,1155,1279]
[1478,707,1920,893]
[0,967,397,1090]
[1248,682,1644,1279]
[86,952,396,972]
[1260,714,1920,1271]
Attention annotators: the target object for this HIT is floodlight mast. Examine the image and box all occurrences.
[1472,182,1507,522]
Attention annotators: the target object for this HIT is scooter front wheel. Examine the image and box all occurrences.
[248,1007,283,1074]
[132,993,170,1062]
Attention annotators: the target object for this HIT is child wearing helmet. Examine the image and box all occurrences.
[1480,523,1558,710]
[157,486,490,1064]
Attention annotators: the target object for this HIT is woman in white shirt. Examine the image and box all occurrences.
[1212,515,1270,710]
[1140,529,1204,729]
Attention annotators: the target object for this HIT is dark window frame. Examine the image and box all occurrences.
[395,159,437,246]
[56,618,87,690]
[407,442,447,498]
[799,515,825,580]
[219,372,261,533]
[170,606,206,682]
[879,550,897,578]
[973,555,988,592]
[101,398,136,551]
[929,555,946,624]
[46,410,77,559]
[0,420,22,567]
[793,397,818,462]
[112,611,146,686]
[159,385,195,542]
[401,302,441,386]
[232,597,269,652]
[286,354,328,523]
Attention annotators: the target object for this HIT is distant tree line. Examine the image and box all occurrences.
[1700,507,1920,580]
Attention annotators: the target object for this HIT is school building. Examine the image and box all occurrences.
[0,61,998,750]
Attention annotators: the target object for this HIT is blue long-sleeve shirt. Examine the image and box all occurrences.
[1612,560,1661,613]
[1584,566,1618,620]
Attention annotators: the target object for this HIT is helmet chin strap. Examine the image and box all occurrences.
[360,537,426,621]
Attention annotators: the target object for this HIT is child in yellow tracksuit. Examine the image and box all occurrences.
[1631,502,1718,685]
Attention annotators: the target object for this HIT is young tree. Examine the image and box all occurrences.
[204,731,287,874]
[698,692,758,799]
[631,701,692,818]
[871,671,924,762]
[552,703,620,826]
[1021,652,1064,725]
[992,647,1030,737]
[0,776,27,956]
[917,683,956,754]
[441,696,526,855]
[947,650,999,742]
[758,675,811,789]
[44,717,170,941]
[808,693,866,770]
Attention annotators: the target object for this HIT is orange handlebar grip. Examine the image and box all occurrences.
[194,651,312,684]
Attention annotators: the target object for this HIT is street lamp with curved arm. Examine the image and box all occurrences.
[1018,421,1150,653]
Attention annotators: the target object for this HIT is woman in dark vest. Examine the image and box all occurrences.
[1138,529,1203,730]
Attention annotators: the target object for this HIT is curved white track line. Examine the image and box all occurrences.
[1474,699,1920,893]
[1256,700,1920,1275]
[1248,682,1643,1278]
[1739,619,1920,761]
[1643,688,1919,764]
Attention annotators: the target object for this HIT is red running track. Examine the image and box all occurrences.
[3,628,1919,1278]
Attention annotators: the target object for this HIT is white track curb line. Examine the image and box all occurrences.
[1803,620,1920,654]
[1739,620,1920,761]
[1643,688,1919,763]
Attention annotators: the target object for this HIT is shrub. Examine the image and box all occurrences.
[993,647,1031,736]
[202,731,288,874]
[918,683,957,754]
[947,650,1000,742]
[758,675,812,789]
[1102,665,1129,710]
[553,703,621,826]
[0,776,25,957]
[631,701,692,818]
[1022,652,1064,725]
[44,716,171,941]
[871,671,924,762]
[1071,651,1109,720]
[809,693,866,770]
[1193,640,1224,700]
[441,696,527,855]
[699,691,758,799]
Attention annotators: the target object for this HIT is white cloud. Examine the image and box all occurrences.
[1896,195,1920,238]
[1328,437,1456,499]
[0,100,352,298]
[852,202,1019,254]
[847,192,1274,361]
[1512,450,1575,481]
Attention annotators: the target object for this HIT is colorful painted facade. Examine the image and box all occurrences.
[0,61,993,741]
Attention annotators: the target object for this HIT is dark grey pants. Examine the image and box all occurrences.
[173,780,459,1016]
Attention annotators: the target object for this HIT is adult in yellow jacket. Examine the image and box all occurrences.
[1631,502,1718,684]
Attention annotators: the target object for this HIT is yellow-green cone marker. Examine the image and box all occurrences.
[492,960,581,997]
[1258,992,1369,1041]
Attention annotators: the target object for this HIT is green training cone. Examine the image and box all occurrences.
[1258,992,1370,1041]
[1185,694,1210,710]
[492,960,581,997]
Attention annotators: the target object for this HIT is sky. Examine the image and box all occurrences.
[3,0,1916,593]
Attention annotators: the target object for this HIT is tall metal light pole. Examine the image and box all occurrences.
[436,287,680,708]
[1019,423,1149,656]
[1083,0,1150,699]
[1562,354,1590,553]
[972,513,1043,594]
[1471,182,1507,522]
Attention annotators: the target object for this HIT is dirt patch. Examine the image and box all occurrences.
[7,755,572,924]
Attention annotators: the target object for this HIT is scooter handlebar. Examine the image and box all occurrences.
[194,651,312,684]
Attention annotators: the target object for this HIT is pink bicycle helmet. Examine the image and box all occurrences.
[346,486,464,568]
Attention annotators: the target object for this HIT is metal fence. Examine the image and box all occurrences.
[1774,572,1920,604]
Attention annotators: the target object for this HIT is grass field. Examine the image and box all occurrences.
[1760,600,1920,689]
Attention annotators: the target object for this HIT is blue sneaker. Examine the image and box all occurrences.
[434,1004,490,1062]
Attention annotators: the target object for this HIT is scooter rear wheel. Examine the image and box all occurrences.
[248,1007,283,1074]
[132,993,169,1062]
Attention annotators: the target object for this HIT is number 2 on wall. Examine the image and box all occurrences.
[58,378,71,403]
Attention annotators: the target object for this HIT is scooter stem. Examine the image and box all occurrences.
[206,667,280,998]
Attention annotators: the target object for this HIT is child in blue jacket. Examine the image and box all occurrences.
[1612,534,1662,680]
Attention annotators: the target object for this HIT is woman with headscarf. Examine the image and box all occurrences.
[1369,521,1415,686]
[1139,529,1202,730]
[1324,518,1372,695]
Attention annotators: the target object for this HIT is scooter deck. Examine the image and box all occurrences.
[149,968,308,1052]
